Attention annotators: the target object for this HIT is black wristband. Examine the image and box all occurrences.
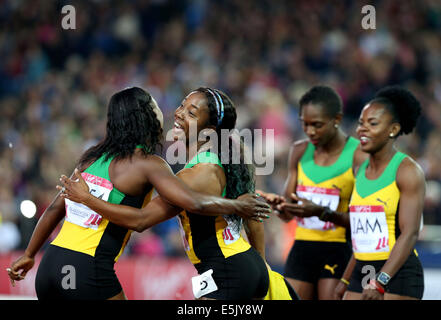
[319,207,333,222]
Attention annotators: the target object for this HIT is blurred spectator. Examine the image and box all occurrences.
[0,0,440,269]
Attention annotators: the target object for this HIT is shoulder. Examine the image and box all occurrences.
[396,156,425,191]
[177,163,225,195]
[288,139,309,166]
[353,144,369,171]
[292,139,309,151]
[77,161,93,173]
[132,153,174,177]
[179,162,224,181]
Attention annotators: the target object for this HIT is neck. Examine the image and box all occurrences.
[368,142,396,171]
[317,129,347,153]
[186,140,210,162]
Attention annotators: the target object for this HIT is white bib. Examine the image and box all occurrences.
[191,269,218,299]
[64,172,113,230]
[349,205,389,253]
[296,185,340,231]
[222,215,242,245]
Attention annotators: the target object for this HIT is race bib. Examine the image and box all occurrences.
[64,172,112,230]
[192,269,218,299]
[295,185,340,231]
[222,215,242,245]
[350,205,389,253]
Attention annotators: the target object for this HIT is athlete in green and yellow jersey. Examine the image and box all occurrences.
[7,87,270,300]
[284,86,425,300]
[259,86,367,300]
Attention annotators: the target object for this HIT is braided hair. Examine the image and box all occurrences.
[78,87,163,167]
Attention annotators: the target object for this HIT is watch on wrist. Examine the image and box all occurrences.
[376,272,391,287]
[319,207,333,222]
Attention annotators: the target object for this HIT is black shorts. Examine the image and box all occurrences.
[194,247,269,299]
[347,252,424,299]
[35,244,122,300]
[284,240,352,283]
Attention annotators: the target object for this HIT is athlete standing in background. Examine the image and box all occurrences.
[279,86,425,300]
[259,86,367,299]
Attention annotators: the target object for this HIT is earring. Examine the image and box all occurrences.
[334,124,339,128]
[389,133,394,138]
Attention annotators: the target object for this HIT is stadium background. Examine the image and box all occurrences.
[0,0,440,299]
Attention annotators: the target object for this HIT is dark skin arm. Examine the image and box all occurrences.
[361,158,425,300]
[59,160,270,232]
[255,189,285,213]
[244,218,266,260]
[334,254,356,300]
[7,170,78,286]
[277,144,368,228]
[277,140,308,222]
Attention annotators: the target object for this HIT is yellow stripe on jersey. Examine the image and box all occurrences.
[51,219,110,257]
[264,269,293,300]
[178,210,201,264]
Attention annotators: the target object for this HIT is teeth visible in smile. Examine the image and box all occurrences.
[360,137,370,142]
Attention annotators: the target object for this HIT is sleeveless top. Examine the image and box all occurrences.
[177,151,251,265]
[295,136,359,242]
[51,149,153,262]
[349,151,417,261]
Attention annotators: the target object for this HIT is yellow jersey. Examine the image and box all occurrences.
[177,152,251,265]
[295,136,359,242]
[51,152,153,262]
[349,151,417,261]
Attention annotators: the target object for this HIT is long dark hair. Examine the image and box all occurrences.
[78,87,163,167]
[194,87,255,200]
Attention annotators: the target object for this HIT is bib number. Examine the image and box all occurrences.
[296,185,340,231]
[191,269,218,299]
[350,205,389,253]
[64,173,112,230]
[222,215,242,245]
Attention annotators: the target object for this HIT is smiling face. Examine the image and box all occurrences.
[173,91,213,142]
[300,103,341,147]
[356,102,401,153]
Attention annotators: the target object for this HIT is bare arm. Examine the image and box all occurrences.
[59,161,270,232]
[7,170,76,285]
[334,254,356,299]
[352,145,369,174]
[244,219,265,260]
[24,192,66,258]
[378,158,425,278]
[277,194,351,228]
[277,142,366,228]
[278,141,308,222]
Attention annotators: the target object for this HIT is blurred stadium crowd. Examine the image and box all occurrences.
[0,0,440,270]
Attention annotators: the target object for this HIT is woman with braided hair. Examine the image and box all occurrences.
[6,87,271,300]
[54,87,277,299]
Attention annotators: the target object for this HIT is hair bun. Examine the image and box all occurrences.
[374,85,421,135]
